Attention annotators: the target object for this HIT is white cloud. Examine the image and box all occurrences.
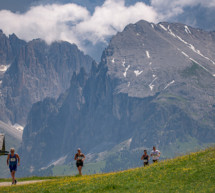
[151,0,215,19]
[0,0,158,53]
[76,0,157,44]
[0,4,89,46]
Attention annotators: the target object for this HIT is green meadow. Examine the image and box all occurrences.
[0,147,214,192]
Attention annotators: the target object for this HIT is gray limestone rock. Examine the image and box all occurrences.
[20,20,215,175]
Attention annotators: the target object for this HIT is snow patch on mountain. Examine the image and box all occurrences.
[189,57,211,73]
[181,51,189,58]
[123,65,130,78]
[164,80,175,90]
[127,138,133,146]
[185,25,191,34]
[168,27,215,65]
[168,28,176,37]
[0,121,22,141]
[12,123,24,132]
[159,24,167,31]
[0,65,10,73]
[178,48,212,75]
[149,77,158,91]
[176,35,188,44]
[134,70,143,77]
[122,59,126,67]
[146,50,150,58]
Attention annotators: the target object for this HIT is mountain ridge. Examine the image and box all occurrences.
[0,31,93,125]
[0,31,94,178]
[19,20,215,176]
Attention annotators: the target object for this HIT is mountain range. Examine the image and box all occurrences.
[0,0,215,179]
[18,20,215,176]
[0,30,93,125]
[0,30,93,177]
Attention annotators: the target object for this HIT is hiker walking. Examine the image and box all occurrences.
[150,146,160,163]
[7,148,20,185]
[141,150,150,166]
[74,148,85,176]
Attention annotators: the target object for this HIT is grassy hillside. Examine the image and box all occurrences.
[46,138,212,177]
[0,147,214,192]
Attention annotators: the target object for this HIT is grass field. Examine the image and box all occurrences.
[0,147,214,192]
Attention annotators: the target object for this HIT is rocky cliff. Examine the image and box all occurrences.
[20,20,215,175]
[0,32,93,125]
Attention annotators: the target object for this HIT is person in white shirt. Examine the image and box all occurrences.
[150,146,160,163]
[74,148,85,176]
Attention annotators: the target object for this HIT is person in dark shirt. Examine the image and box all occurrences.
[141,150,149,166]
[7,148,20,185]
[74,148,85,175]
